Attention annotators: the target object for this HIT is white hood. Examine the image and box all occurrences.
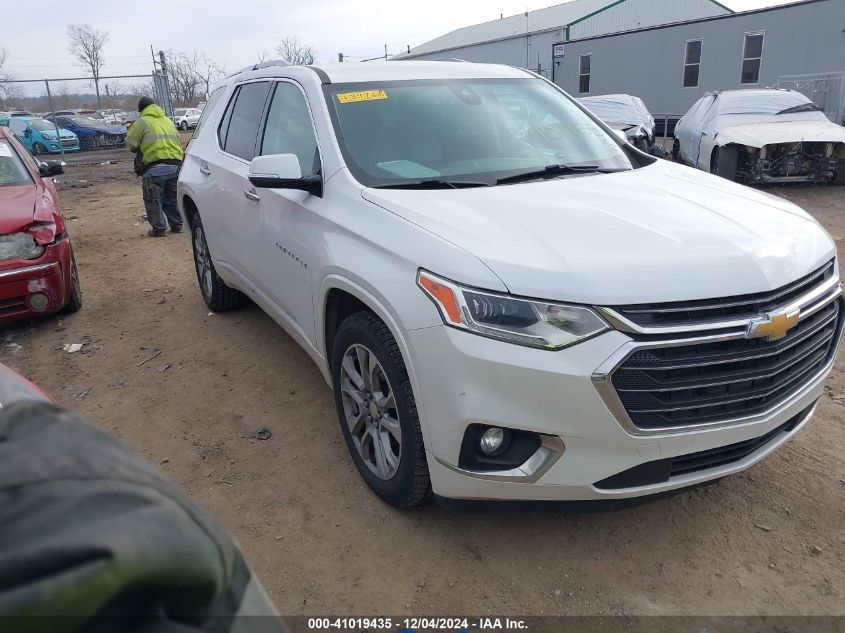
[362,161,835,306]
[715,120,845,148]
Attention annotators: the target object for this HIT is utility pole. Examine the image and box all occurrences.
[384,44,388,61]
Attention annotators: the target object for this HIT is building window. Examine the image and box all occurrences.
[683,40,702,88]
[579,54,591,94]
[741,32,765,84]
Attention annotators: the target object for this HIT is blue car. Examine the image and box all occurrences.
[0,116,80,154]
[45,114,127,151]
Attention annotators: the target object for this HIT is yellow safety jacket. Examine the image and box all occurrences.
[125,104,184,165]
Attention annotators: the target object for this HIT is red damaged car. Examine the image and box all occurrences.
[0,126,81,324]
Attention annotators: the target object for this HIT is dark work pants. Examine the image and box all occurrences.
[142,171,182,231]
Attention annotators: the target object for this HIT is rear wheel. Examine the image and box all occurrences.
[63,251,82,314]
[332,312,431,507]
[189,214,246,312]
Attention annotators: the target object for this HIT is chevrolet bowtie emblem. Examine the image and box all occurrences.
[746,310,800,341]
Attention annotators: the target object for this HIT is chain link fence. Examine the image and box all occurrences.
[0,73,176,156]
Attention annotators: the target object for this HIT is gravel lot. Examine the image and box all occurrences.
[1,158,843,617]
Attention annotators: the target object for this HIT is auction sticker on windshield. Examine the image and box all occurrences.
[337,90,388,104]
[0,142,12,158]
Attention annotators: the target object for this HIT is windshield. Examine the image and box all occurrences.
[324,78,633,187]
[0,140,32,187]
[717,91,826,118]
[68,116,103,126]
[174,109,187,116]
[29,119,59,132]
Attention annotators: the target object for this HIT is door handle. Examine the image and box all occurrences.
[244,189,260,202]
[199,166,211,176]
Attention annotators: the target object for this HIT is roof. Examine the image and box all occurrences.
[240,61,533,85]
[400,0,613,57]
[563,0,826,44]
[397,0,732,58]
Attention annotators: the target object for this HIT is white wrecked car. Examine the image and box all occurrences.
[673,89,845,185]
[578,94,661,154]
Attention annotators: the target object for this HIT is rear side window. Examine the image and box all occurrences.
[220,81,271,160]
[196,87,224,139]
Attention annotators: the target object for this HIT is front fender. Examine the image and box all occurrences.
[317,273,435,448]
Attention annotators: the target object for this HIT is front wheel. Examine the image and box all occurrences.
[189,214,246,312]
[32,142,48,156]
[63,251,82,314]
[672,139,681,163]
[180,121,188,131]
[332,312,431,507]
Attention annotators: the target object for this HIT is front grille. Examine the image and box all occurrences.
[60,138,77,147]
[610,260,836,327]
[611,299,841,429]
[595,405,809,490]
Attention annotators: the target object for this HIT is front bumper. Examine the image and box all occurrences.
[407,321,836,502]
[0,242,72,324]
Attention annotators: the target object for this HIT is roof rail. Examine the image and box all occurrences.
[226,59,292,79]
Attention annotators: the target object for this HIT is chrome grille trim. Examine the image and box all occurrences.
[593,277,843,436]
[598,267,840,335]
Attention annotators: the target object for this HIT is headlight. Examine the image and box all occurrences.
[417,271,608,350]
[0,233,45,261]
[41,133,56,140]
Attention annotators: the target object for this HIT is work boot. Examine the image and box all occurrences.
[169,225,183,234]
[147,229,167,238]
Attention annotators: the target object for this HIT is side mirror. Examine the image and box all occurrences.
[248,154,322,197]
[39,160,64,177]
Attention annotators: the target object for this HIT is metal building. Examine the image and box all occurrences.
[552,0,845,124]
[394,0,731,78]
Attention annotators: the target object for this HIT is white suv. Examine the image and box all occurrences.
[178,61,842,508]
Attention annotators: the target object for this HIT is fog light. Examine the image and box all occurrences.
[479,427,505,455]
[28,292,49,311]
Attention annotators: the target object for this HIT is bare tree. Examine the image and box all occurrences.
[164,51,202,107]
[67,24,108,107]
[0,47,20,110]
[257,50,270,64]
[189,51,225,99]
[274,36,316,66]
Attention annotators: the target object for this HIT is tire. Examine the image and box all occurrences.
[180,121,188,131]
[331,312,431,508]
[710,147,720,175]
[32,142,48,156]
[672,139,681,163]
[834,160,845,186]
[710,146,738,181]
[63,251,82,314]
[189,213,246,312]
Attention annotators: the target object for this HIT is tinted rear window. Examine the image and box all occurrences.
[221,82,271,160]
[196,86,224,139]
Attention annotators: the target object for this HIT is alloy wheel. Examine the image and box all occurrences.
[193,225,213,300]
[339,343,402,480]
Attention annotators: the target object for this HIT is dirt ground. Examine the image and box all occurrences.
[1,157,843,617]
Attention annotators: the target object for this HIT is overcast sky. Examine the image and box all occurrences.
[1,0,800,79]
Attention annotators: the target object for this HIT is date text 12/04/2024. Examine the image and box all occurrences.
[306,617,529,631]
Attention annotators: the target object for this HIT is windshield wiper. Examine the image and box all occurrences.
[776,103,823,115]
[496,164,616,186]
[372,178,490,190]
